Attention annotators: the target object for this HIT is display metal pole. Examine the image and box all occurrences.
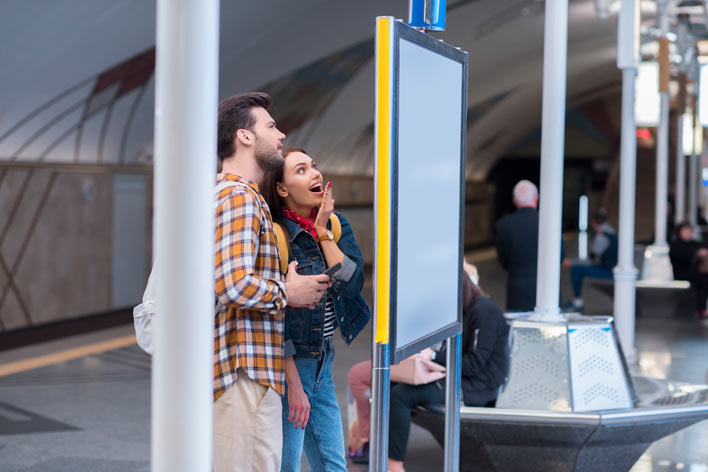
[370,16,394,472]
[151,0,219,471]
[534,0,569,321]
[444,333,461,472]
[613,0,639,363]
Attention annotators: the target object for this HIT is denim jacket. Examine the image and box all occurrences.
[281,211,371,360]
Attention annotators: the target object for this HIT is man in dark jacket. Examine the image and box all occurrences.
[495,180,541,311]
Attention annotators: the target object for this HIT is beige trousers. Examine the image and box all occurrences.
[213,369,282,472]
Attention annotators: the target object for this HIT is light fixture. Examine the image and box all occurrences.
[699,63,708,126]
[683,113,695,155]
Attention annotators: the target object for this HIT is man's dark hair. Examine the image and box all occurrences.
[217,92,272,161]
[592,208,608,224]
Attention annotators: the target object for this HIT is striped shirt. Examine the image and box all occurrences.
[213,173,287,400]
[323,295,336,338]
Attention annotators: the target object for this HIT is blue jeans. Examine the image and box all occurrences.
[281,338,347,472]
[571,264,613,297]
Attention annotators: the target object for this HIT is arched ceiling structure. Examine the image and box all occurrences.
[0,0,685,181]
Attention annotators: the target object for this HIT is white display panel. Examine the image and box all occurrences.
[635,62,660,127]
[391,26,466,362]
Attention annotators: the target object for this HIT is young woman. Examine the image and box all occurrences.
[261,147,371,472]
[347,270,509,471]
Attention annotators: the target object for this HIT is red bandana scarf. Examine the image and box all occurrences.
[283,207,318,240]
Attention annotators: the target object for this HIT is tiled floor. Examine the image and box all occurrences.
[0,253,706,471]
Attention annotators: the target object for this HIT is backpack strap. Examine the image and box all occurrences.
[329,214,342,243]
[273,222,289,275]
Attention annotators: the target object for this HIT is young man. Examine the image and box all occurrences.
[568,209,618,311]
[213,92,331,472]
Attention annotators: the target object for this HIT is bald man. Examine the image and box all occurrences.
[495,180,543,311]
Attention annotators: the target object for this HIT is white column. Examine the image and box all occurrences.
[642,0,674,282]
[533,0,568,321]
[613,0,639,362]
[676,114,686,223]
[152,1,220,471]
[655,93,669,246]
[675,19,689,224]
[690,152,698,228]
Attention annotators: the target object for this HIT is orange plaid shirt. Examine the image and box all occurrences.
[213,173,287,400]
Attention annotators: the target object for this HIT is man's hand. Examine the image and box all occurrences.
[285,261,331,308]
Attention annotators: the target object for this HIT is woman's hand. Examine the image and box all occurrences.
[287,382,310,430]
[285,357,310,430]
[314,182,335,236]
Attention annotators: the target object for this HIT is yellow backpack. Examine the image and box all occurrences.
[273,214,342,274]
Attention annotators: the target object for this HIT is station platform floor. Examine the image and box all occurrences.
[0,249,707,471]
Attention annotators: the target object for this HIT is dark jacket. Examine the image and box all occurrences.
[435,296,510,406]
[495,207,539,311]
[670,239,705,281]
[460,297,510,405]
[495,207,565,311]
[281,211,371,360]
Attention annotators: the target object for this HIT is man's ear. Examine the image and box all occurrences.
[276,182,288,198]
[236,129,252,147]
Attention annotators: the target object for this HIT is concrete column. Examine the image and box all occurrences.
[152,1,220,471]
[533,0,569,322]
[613,0,639,362]
[642,0,674,282]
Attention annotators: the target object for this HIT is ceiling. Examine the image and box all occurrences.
[0,0,688,180]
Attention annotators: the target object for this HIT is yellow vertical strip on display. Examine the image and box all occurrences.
[375,17,392,344]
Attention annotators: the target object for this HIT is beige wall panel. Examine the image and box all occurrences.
[328,175,373,207]
[1,171,53,269]
[0,290,28,330]
[0,169,30,220]
[11,171,112,328]
[337,207,373,267]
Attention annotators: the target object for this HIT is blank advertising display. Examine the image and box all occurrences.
[390,23,467,363]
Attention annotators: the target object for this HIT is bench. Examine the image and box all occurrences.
[582,277,694,318]
[410,376,708,472]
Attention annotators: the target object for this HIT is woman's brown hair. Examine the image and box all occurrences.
[462,272,486,310]
[260,146,307,223]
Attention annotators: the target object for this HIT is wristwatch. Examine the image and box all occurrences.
[317,229,334,243]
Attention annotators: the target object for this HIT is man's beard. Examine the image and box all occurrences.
[254,141,284,172]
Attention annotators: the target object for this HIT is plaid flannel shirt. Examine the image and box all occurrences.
[214,173,287,400]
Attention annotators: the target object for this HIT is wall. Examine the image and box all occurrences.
[0,166,150,333]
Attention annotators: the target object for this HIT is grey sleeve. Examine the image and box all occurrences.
[283,339,296,358]
[333,255,357,283]
[591,234,610,257]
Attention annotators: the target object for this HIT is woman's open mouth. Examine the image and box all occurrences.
[309,183,323,194]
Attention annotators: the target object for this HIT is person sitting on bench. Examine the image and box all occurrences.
[670,222,708,318]
[386,273,509,472]
[569,208,618,312]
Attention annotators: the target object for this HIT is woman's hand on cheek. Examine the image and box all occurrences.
[314,182,335,233]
